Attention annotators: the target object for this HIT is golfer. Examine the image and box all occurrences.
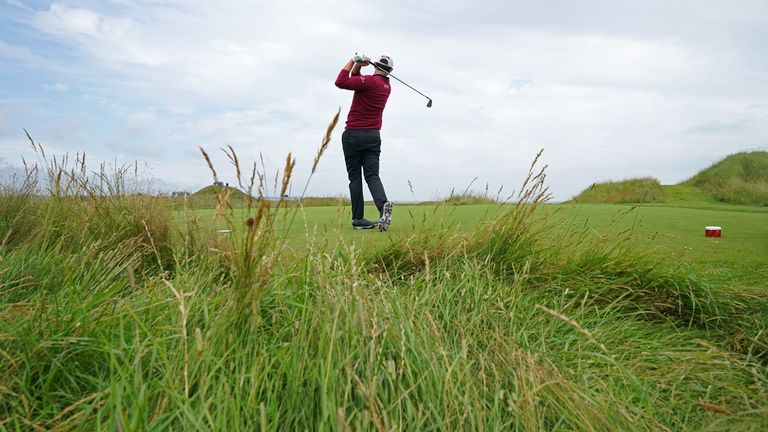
[335,54,394,231]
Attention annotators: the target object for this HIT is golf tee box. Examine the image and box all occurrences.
[705,226,722,237]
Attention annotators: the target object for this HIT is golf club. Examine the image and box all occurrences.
[359,58,433,108]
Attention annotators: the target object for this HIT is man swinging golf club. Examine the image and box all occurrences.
[335,53,395,231]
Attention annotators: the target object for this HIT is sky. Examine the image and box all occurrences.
[1,0,767,201]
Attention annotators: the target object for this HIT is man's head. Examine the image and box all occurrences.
[373,55,393,76]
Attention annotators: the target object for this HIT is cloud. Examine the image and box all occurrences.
[0,159,28,186]
[45,112,91,147]
[39,3,107,37]
[685,121,746,135]
[0,40,45,64]
[0,0,765,201]
[0,101,32,139]
[44,82,69,92]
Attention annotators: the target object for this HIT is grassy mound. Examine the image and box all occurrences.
[192,184,252,199]
[186,187,348,209]
[684,151,768,205]
[572,151,768,206]
[185,185,253,208]
[415,195,499,206]
[441,194,498,206]
[570,177,665,204]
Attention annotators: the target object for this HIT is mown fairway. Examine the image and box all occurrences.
[184,202,768,286]
[555,204,767,286]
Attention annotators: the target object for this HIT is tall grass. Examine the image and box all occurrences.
[1,128,767,430]
[0,135,172,267]
[570,177,666,204]
[685,151,768,205]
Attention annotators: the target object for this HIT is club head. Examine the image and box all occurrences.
[427,99,433,108]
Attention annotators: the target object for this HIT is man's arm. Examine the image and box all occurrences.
[335,56,373,90]
[351,61,362,76]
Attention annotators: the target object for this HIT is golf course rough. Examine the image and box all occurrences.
[2,146,768,430]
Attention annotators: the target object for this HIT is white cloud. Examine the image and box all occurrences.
[0,0,764,201]
[45,82,69,92]
[0,40,44,64]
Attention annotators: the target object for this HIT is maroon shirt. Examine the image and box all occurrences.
[335,69,391,130]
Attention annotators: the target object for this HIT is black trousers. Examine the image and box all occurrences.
[341,129,388,220]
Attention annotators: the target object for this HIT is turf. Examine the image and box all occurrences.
[178,202,768,287]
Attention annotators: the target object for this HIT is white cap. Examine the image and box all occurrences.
[374,55,393,71]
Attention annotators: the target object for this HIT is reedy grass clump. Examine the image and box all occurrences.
[191,109,339,332]
[196,145,294,332]
[1,128,767,430]
[0,134,173,269]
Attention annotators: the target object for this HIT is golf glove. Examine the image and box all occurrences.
[353,52,368,63]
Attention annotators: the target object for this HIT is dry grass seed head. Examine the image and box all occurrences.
[695,402,733,416]
[224,145,243,188]
[246,161,258,211]
[199,147,219,183]
[280,153,295,198]
[312,108,340,174]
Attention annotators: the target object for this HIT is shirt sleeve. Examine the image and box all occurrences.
[335,69,374,91]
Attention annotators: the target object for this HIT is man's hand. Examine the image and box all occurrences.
[348,54,368,75]
[353,53,371,66]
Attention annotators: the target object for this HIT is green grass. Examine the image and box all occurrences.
[427,192,499,206]
[554,203,768,275]
[661,184,717,204]
[2,139,767,430]
[193,184,252,199]
[570,177,665,204]
[184,184,350,210]
[685,151,768,206]
[571,151,768,206]
[182,201,767,287]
